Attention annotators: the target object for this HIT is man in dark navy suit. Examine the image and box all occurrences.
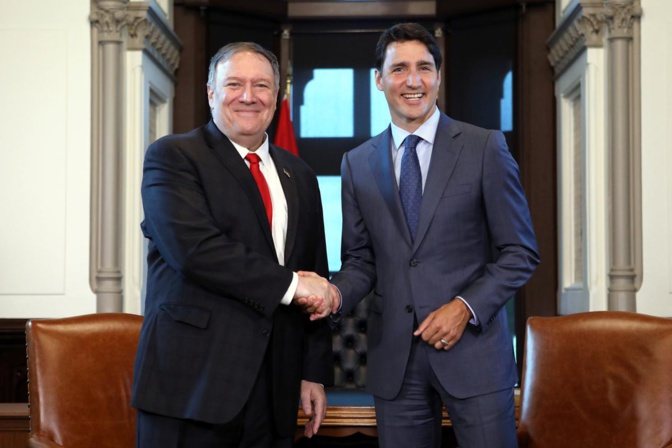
[132,42,337,448]
[331,23,540,448]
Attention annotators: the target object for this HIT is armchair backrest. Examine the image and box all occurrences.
[518,311,672,448]
[332,294,371,388]
[26,313,142,448]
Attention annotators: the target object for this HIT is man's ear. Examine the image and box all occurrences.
[207,85,214,108]
[374,69,383,92]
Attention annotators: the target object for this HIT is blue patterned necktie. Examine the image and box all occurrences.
[399,134,423,241]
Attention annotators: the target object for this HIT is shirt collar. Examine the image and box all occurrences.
[230,133,272,166]
[390,106,440,151]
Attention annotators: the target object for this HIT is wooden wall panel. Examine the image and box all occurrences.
[515,1,558,369]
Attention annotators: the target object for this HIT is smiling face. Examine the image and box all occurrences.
[375,40,441,133]
[207,51,278,150]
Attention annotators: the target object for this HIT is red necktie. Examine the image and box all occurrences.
[245,153,273,227]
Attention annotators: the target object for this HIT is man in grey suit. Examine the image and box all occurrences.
[330,23,540,448]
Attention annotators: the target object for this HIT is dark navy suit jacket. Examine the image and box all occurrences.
[131,120,333,437]
[331,112,539,400]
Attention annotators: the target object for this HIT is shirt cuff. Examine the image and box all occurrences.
[456,296,479,326]
[281,272,299,305]
[327,284,343,323]
[332,284,343,313]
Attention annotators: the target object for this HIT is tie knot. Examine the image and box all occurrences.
[405,135,422,152]
[245,153,261,166]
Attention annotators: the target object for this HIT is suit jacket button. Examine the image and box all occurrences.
[409,259,418,267]
[405,305,414,313]
[262,329,270,337]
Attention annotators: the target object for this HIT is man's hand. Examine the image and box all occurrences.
[300,380,327,438]
[293,271,341,320]
[413,299,471,350]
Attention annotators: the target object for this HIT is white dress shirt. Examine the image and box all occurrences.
[230,135,298,305]
[390,106,440,192]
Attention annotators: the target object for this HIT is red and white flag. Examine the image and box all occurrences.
[274,96,299,156]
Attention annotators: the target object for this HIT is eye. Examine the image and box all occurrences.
[226,82,241,88]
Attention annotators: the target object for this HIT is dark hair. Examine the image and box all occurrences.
[207,42,280,91]
[374,23,442,72]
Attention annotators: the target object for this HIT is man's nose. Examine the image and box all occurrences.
[240,84,255,103]
[406,70,421,87]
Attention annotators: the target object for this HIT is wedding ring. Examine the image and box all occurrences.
[440,339,449,346]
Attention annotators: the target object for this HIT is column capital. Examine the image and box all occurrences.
[575,11,606,47]
[126,2,182,77]
[547,1,608,77]
[90,0,129,42]
[604,1,642,39]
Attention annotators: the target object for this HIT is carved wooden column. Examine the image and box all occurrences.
[605,0,642,311]
[90,0,128,313]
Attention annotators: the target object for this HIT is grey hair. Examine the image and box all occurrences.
[207,42,280,92]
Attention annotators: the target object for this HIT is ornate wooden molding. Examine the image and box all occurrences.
[547,1,607,77]
[548,0,643,76]
[127,2,182,77]
[548,0,642,310]
[577,10,606,47]
[295,390,521,438]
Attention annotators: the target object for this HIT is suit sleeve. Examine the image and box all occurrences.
[302,176,334,385]
[141,139,293,318]
[459,130,540,332]
[330,152,378,315]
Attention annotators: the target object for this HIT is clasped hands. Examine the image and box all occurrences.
[292,271,340,321]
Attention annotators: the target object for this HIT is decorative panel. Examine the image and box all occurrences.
[0,30,67,295]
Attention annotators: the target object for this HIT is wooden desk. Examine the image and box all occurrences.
[4,390,521,446]
[297,388,521,440]
[0,403,29,448]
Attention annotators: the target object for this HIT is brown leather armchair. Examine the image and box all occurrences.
[517,311,672,448]
[25,313,142,448]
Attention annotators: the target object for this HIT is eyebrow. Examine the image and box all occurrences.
[388,60,435,70]
[417,61,435,68]
[223,76,273,84]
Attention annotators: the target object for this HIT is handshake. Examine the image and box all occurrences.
[292,271,341,321]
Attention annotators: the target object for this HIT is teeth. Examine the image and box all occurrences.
[403,93,423,99]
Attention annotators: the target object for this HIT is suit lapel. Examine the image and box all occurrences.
[202,121,276,255]
[413,113,463,251]
[368,128,413,246]
[270,146,299,264]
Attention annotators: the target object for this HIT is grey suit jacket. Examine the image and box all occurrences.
[331,112,539,400]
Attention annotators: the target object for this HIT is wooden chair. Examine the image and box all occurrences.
[517,311,672,448]
[25,313,142,448]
